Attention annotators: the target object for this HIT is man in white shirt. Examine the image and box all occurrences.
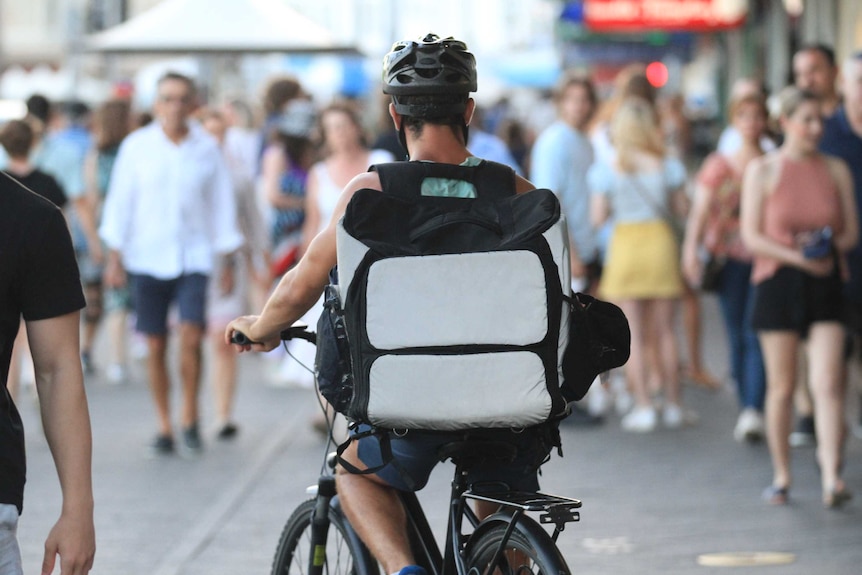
[100,72,243,456]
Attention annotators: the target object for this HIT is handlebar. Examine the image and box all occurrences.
[230,322,316,346]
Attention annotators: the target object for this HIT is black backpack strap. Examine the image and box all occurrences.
[370,160,516,201]
[334,428,418,491]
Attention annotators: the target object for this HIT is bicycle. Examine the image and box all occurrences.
[232,325,583,575]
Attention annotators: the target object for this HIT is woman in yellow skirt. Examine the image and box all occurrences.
[590,97,688,432]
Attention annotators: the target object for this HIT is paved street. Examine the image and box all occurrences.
[15,297,862,575]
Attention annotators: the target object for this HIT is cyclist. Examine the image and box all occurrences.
[226,34,558,575]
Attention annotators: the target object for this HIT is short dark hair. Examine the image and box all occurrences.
[797,43,837,68]
[61,101,91,124]
[0,119,34,158]
[157,71,197,97]
[25,94,51,124]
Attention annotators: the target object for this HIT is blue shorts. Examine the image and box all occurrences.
[130,273,208,335]
[355,425,554,493]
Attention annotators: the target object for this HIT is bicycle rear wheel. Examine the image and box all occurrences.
[272,498,379,575]
[464,516,570,575]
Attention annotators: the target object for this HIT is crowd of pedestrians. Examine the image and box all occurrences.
[3,44,862,514]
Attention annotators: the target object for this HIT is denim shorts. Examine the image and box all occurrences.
[355,425,553,493]
[130,273,208,335]
[0,504,22,575]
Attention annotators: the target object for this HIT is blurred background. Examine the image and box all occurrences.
[0,0,859,148]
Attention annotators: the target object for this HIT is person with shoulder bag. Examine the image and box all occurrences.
[589,96,689,433]
[682,93,769,443]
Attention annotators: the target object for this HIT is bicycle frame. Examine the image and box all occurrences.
[399,458,582,575]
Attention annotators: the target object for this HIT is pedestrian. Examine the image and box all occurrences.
[294,100,394,427]
[820,51,862,440]
[261,98,317,282]
[258,75,305,166]
[590,96,689,432]
[716,78,777,156]
[199,107,269,439]
[787,44,842,448]
[34,101,97,372]
[793,44,841,117]
[741,86,858,507]
[530,72,600,294]
[1,172,95,574]
[81,99,133,384]
[0,119,67,403]
[682,92,769,443]
[467,106,523,175]
[99,72,244,456]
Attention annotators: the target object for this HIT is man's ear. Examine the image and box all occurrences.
[464,98,476,126]
[389,102,401,130]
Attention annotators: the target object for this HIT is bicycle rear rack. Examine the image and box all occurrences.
[463,490,581,535]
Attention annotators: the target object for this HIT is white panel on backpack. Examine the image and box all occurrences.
[335,221,370,302]
[365,251,549,349]
[366,352,552,430]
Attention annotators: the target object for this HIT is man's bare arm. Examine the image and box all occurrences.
[27,311,95,575]
[226,171,382,350]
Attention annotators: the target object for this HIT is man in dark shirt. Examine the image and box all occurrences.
[820,50,862,438]
[0,119,67,208]
[0,175,95,574]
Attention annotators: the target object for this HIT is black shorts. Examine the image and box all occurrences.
[751,266,844,336]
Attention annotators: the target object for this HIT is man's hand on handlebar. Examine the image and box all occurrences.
[224,315,281,352]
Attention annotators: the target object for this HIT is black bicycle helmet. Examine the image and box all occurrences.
[383,33,477,117]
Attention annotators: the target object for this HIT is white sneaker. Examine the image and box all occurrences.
[105,364,127,385]
[621,406,657,433]
[662,404,684,429]
[733,408,764,443]
[586,377,611,417]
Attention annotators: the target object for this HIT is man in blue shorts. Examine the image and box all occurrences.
[226,35,556,575]
[100,72,243,456]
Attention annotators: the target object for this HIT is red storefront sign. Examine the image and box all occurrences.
[584,0,748,32]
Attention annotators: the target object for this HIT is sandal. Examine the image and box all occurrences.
[823,487,853,509]
[762,485,789,505]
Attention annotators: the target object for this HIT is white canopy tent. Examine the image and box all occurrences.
[85,0,360,55]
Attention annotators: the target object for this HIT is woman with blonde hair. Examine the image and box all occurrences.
[741,87,858,507]
[590,96,688,432]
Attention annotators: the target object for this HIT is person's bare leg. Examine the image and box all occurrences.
[106,310,128,369]
[759,331,799,490]
[619,300,651,407]
[179,322,204,429]
[654,298,681,406]
[806,322,848,497]
[146,334,172,435]
[336,442,414,574]
[210,329,237,425]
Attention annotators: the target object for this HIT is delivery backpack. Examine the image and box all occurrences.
[319,160,574,431]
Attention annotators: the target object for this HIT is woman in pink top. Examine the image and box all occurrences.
[741,87,858,508]
[683,93,768,444]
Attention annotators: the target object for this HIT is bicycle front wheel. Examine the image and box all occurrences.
[272,498,379,575]
[465,516,570,575]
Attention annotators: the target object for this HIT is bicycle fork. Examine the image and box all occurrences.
[308,476,338,575]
